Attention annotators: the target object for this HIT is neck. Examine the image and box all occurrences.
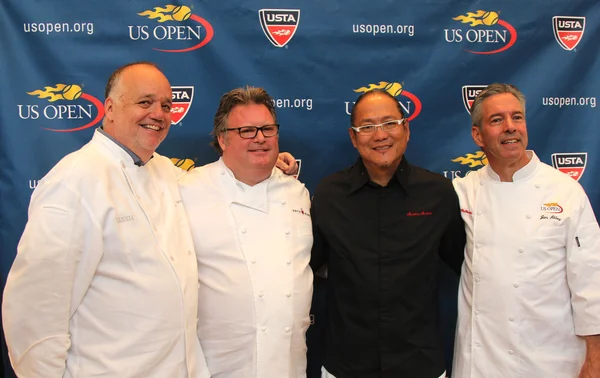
[363,159,401,187]
[223,160,272,187]
[488,154,531,182]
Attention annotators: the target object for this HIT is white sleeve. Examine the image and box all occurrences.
[2,178,102,377]
[566,190,600,336]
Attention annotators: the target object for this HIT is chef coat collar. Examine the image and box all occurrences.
[484,150,538,182]
[97,126,152,166]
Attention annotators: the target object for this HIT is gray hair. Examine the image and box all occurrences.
[471,83,526,127]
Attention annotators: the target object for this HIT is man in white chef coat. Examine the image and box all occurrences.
[452,83,600,377]
[178,86,314,378]
[2,62,210,377]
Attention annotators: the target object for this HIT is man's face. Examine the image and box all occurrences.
[104,64,172,161]
[349,93,409,171]
[218,103,279,184]
[472,93,529,168]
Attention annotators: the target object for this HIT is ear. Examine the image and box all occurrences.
[472,125,484,148]
[104,97,114,121]
[218,133,228,152]
[348,128,358,149]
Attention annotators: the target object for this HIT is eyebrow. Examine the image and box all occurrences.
[489,110,524,118]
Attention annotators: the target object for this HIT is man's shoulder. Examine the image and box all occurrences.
[178,160,220,187]
[314,166,352,196]
[408,164,455,195]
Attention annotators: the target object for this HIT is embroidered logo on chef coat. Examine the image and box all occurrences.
[406,211,432,216]
[117,215,135,223]
[292,208,311,217]
[541,202,563,213]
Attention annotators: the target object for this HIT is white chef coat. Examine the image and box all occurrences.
[452,151,600,378]
[3,131,210,378]
[179,158,314,378]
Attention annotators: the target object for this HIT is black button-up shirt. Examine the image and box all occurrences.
[311,157,465,378]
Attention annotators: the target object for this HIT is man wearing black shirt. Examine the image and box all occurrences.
[311,89,465,378]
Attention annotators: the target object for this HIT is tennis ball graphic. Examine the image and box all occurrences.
[171,6,192,21]
[62,85,83,100]
[384,82,403,97]
[482,11,499,26]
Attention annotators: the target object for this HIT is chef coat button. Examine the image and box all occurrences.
[286,260,291,265]
[281,200,286,205]
[508,349,514,355]
[509,316,515,321]
[170,256,175,261]
[284,327,291,333]
[518,248,524,253]
[250,259,256,264]
[241,228,247,234]
[261,326,267,332]
[475,342,481,348]
[476,211,482,215]
[474,276,480,282]
[535,184,540,189]
[475,244,481,249]
[526,214,531,219]
[513,282,520,288]
[474,309,480,315]
[479,182,484,186]
[286,292,291,297]
[285,230,290,235]
[258,292,264,298]
[221,171,225,175]
[121,162,126,168]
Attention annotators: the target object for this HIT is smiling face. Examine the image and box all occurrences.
[218,103,279,186]
[103,64,172,162]
[472,92,529,170]
[349,92,409,174]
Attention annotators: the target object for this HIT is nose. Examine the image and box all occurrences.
[253,128,267,142]
[149,102,168,122]
[504,118,516,133]
[372,125,389,140]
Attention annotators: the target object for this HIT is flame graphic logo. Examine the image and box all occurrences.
[352,81,421,121]
[137,4,214,53]
[453,10,499,27]
[28,84,83,102]
[26,84,104,132]
[139,5,192,22]
[451,151,488,168]
[171,157,196,171]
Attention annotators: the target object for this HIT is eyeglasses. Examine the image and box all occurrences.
[225,124,280,139]
[351,119,405,134]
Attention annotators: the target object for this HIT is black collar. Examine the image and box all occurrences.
[348,156,411,194]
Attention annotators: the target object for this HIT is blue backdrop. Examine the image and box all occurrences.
[1,1,598,376]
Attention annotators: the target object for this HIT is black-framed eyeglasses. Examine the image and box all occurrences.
[225,124,280,139]
[351,119,405,134]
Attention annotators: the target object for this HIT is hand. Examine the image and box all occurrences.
[580,335,600,378]
[276,152,299,176]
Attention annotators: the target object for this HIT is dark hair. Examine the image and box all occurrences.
[350,89,405,127]
[104,61,162,100]
[471,83,526,127]
[211,86,277,155]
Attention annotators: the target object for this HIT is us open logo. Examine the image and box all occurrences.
[553,16,585,51]
[259,9,300,47]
